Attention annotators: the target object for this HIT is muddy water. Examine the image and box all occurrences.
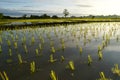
[0,22,120,80]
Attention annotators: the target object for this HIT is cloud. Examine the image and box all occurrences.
[0,8,62,16]
[0,8,23,16]
[23,6,32,7]
[76,4,93,7]
[0,0,29,3]
[18,9,52,13]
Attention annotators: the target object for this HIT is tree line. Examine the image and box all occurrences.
[0,9,69,19]
[0,9,120,19]
[0,13,59,19]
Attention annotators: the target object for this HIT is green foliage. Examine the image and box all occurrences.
[0,13,3,19]
[63,9,69,18]
[30,61,36,73]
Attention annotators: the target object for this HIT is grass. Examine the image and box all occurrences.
[1,18,120,25]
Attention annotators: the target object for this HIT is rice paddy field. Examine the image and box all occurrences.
[0,22,120,80]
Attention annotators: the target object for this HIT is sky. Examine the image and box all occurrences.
[0,0,120,17]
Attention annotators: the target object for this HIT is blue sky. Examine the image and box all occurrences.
[0,0,120,16]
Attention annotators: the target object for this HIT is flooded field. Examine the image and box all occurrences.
[0,22,120,80]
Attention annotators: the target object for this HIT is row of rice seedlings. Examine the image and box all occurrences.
[0,23,120,79]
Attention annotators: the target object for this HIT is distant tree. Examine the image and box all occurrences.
[88,15,95,19]
[40,14,50,19]
[52,15,58,19]
[63,9,69,18]
[30,15,40,19]
[4,16,11,19]
[71,16,76,18]
[22,14,27,19]
[0,13,4,19]
[92,16,95,19]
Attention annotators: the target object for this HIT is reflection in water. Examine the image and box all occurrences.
[4,22,32,25]
[0,22,120,80]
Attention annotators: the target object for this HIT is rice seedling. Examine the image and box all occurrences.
[111,64,120,76]
[14,42,18,49]
[98,51,103,60]
[0,72,5,80]
[88,55,92,65]
[102,41,106,49]
[21,36,26,45]
[39,43,43,51]
[40,37,45,44]
[49,54,57,63]
[61,43,65,50]
[0,37,2,44]
[35,48,39,56]
[60,38,64,44]
[79,47,82,54]
[98,45,102,52]
[116,35,119,42]
[68,61,75,71]
[8,49,12,56]
[30,61,36,73]
[18,54,23,64]
[23,45,28,53]
[7,40,11,47]
[51,47,55,53]
[0,71,9,80]
[39,36,45,44]
[61,56,65,62]
[50,70,58,80]
[0,45,2,53]
[31,36,35,44]
[15,34,18,40]
[97,72,112,80]
[84,39,87,46]
[50,41,54,47]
